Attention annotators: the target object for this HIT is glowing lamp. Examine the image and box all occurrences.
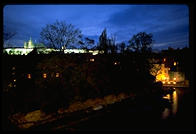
[27,74,31,79]
[90,58,94,62]
[43,73,47,78]
[56,73,59,77]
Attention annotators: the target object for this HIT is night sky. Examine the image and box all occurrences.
[3,4,189,50]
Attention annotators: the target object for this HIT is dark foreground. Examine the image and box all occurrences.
[3,88,194,131]
[54,88,194,131]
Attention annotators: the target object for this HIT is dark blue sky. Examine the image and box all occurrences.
[3,4,189,50]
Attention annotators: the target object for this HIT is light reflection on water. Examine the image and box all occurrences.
[162,90,178,119]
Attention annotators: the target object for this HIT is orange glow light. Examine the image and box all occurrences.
[90,58,94,62]
[27,74,31,79]
[43,73,47,78]
[174,62,177,66]
[56,73,59,77]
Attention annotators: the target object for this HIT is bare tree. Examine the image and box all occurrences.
[98,28,108,53]
[4,32,16,42]
[119,42,126,53]
[128,32,153,53]
[3,26,16,47]
[40,20,82,51]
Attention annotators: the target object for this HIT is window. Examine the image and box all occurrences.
[27,74,31,79]
[43,73,47,78]
[56,73,59,78]
[12,67,16,70]
[90,58,94,62]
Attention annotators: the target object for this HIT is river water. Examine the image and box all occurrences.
[160,87,194,131]
[162,89,178,119]
[63,87,193,131]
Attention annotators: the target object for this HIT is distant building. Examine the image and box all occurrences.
[152,57,187,86]
[3,37,103,55]
[24,37,34,49]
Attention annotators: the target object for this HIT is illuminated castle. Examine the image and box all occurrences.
[3,37,102,55]
[24,37,34,49]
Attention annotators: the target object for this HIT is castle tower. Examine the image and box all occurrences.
[28,37,34,48]
[24,41,28,48]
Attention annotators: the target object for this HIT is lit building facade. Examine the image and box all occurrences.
[152,58,186,86]
[3,38,103,55]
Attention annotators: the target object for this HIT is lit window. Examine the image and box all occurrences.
[56,73,59,78]
[8,83,12,87]
[163,58,166,62]
[90,58,94,62]
[43,73,47,78]
[174,62,176,66]
[168,81,170,84]
[114,62,117,65]
[173,82,176,84]
[173,78,176,81]
[27,74,31,79]
[168,68,170,70]
[13,79,16,82]
[162,81,165,84]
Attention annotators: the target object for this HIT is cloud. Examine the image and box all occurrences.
[105,5,189,48]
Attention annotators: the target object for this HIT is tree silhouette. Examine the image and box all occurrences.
[85,37,95,45]
[97,28,109,54]
[119,42,126,53]
[128,32,153,53]
[108,35,117,53]
[40,20,82,51]
[3,26,17,47]
[80,37,95,51]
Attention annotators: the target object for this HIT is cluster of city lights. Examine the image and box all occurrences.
[156,75,177,85]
